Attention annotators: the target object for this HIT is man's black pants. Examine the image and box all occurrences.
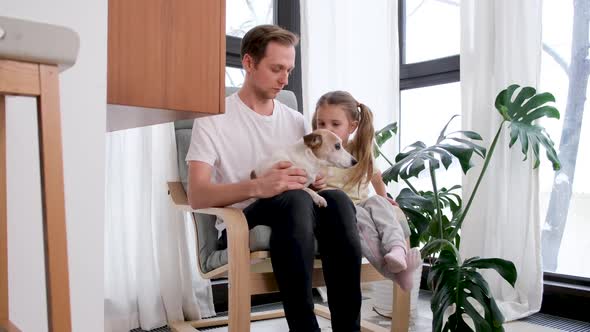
[243,189,362,332]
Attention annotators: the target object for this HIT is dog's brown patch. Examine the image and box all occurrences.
[303,133,323,149]
[250,170,257,179]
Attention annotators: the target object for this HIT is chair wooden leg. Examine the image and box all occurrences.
[390,283,410,332]
[225,209,252,332]
[36,65,72,332]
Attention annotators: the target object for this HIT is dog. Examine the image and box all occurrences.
[250,129,357,207]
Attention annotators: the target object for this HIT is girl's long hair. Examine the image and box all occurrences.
[312,91,375,189]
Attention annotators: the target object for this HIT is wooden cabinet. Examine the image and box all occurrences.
[107,0,225,131]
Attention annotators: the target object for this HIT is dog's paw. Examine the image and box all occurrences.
[314,196,328,207]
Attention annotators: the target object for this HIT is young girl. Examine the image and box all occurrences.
[312,90,421,291]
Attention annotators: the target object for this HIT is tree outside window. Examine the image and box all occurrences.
[540,0,589,278]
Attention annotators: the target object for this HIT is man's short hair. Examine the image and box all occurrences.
[240,25,299,64]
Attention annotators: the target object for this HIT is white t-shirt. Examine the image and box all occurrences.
[186,92,309,210]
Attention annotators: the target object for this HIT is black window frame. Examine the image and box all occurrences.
[225,0,303,112]
[398,0,589,320]
[398,0,460,150]
[398,0,460,90]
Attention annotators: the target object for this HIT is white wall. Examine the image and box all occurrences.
[1,1,106,331]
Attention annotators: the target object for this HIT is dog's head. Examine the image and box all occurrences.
[303,129,357,168]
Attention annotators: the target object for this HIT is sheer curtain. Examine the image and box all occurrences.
[460,0,543,321]
[300,0,400,312]
[300,0,399,135]
[104,123,215,332]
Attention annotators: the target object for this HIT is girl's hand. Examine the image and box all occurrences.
[386,196,399,207]
[310,171,327,191]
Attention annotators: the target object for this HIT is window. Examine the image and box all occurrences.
[225,0,303,110]
[397,0,588,318]
[403,0,460,64]
[226,0,274,38]
[539,0,590,278]
[224,0,270,89]
[398,0,460,192]
[225,67,245,87]
[399,82,462,191]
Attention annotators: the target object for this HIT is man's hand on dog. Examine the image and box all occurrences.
[254,161,308,198]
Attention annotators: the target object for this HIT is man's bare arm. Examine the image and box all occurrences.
[187,160,308,209]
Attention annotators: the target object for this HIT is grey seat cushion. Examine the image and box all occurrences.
[186,211,272,273]
[176,87,299,274]
[0,16,79,71]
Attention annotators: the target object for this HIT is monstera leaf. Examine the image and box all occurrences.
[420,185,462,215]
[428,250,517,332]
[397,186,462,248]
[374,122,398,159]
[375,122,398,147]
[382,116,486,183]
[495,84,561,170]
[396,188,434,247]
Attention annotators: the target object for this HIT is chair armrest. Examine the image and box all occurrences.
[167,181,251,278]
[167,181,197,212]
[168,182,245,220]
[167,181,247,228]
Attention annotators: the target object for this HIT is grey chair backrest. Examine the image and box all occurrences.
[174,87,298,273]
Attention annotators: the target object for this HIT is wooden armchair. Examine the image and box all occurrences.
[167,87,411,332]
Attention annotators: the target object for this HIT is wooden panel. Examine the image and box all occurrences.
[0,60,40,96]
[107,0,225,130]
[37,64,72,332]
[218,0,226,117]
[107,0,166,108]
[166,0,224,112]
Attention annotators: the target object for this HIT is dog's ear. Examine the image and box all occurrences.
[303,133,322,149]
[250,170,257,179]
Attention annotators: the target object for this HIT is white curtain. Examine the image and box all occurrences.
[104,123,215,332]
[300,0,400,148]
[460,0,543,321]
[300,0,400,311]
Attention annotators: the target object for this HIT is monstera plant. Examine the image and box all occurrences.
[374,84,561,331]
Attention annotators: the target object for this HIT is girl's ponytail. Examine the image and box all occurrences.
[347,102,375,189]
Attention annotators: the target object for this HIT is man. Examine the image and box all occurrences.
[186,24,362,332]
